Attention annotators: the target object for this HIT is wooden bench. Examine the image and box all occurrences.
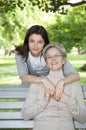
[0,84,86,130]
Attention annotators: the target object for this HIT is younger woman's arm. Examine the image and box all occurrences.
[63,60,80,82]
[55,61,80,100]
[15,53,55,95]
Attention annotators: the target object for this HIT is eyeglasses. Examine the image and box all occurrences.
[46,54,63,60]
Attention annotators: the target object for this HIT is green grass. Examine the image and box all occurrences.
[67,53,86,85]
[0,55,21,85]
[0,53,86,85]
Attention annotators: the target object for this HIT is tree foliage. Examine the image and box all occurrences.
[0,0,86,14]
[23,0,86,13]
[0,0,86,54]
[0,0,56,52]
[47,5,86,53]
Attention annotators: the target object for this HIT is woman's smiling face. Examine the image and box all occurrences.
[28,34,45,57]
[46,47,66,71]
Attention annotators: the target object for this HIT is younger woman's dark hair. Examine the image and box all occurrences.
[15,25,50,61]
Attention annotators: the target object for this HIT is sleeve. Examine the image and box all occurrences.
[65,84,86,123]
[15,53,29,77]
[63,60,78,77]
[21,84,49,120]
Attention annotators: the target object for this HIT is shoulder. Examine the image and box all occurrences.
[65,81,81,93]
[15,52,22,58]
[15,52,25,62]
[64,60,72,66]
[65,81,80,87]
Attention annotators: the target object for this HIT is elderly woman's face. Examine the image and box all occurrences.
[46,47,66,71]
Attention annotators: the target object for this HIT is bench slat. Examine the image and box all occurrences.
[0,85,85,98]
[82,86,86,99]
[0,120,86,129]
[0,112,22,119]
[74,121,86,128]
[0,91,28,98]
[0,101,86,109]
[0,85,29,90]
[82,86,86,91]
[0,102,23,109]
[0,111,86,128]
[0,120,34,128]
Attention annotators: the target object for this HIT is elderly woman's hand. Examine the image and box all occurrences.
[59,92,69,102]
[41,77,55,96]
[54,79,65,101]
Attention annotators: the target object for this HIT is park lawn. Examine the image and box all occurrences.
[0,55,21,85]
[0,53,86,85]
[67,53,86,85]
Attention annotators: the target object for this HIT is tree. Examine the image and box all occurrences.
[0,0,86,14]
[29,0,86,13]
[0,0,56,53]
[47,5,86,53]
[0,0,86,53]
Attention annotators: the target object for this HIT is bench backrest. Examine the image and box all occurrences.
[0,85,86,129]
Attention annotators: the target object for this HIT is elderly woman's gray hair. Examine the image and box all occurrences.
[43,44,67,60]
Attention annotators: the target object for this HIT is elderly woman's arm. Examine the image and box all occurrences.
[65,96,86,123]
[60,83,86,123]
[21,84,49,120]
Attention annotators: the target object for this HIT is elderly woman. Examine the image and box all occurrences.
[21,44,86,130]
